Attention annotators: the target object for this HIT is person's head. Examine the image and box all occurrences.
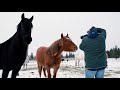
[87,26,99,39]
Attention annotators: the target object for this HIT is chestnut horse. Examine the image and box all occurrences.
[36,33,78,78]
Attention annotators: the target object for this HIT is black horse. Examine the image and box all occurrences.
[0,13,33,78]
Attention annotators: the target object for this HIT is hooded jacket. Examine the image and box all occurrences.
[79,27,107,69]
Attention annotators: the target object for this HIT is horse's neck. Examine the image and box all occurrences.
[12,32,28,52]
[55,47,63,59]
[12,32,21,45]
[1,31,18,45]
[48,40,63,57]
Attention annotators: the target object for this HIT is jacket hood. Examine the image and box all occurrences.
[87,27,99,39]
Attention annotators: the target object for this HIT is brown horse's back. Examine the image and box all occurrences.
[36,46,47,66]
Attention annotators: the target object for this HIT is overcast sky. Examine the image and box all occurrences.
[0,12,120,56]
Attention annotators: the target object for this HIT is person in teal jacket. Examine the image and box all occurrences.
[79,26,107,78]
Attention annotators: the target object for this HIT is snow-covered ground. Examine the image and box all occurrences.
[0,58,120,78]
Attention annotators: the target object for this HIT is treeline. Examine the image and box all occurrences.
[29,45,120,60]
[107,45,120,59]
[28,52,75,60]
[61,52,75,58]
[29,52,36,60]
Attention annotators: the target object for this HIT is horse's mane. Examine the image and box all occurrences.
[17,21,22,31]
[47,39,61,57]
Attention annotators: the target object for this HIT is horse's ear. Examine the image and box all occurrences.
[21,13,25,20]
[61,33,63,38]
[66,33,69,37]
[30,16,33,22]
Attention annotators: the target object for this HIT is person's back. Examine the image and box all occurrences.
[79,26,107,78]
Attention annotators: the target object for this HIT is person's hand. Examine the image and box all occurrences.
[97,28,102,33]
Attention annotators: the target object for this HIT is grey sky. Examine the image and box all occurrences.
[0,12,120,56]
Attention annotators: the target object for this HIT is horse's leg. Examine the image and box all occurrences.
[77,59,79,66]
[53,66,59,78]
[78,59,80,66]
[43,67,47,77]
[23,64,24,69]
[11,67,21,78]
[46,67,51,78]
[17,72,19,76]
[26,64,27,70]
[2,69,10,78]
[38,65,42,78]
[25,64,26,70]
[75,59,77,66]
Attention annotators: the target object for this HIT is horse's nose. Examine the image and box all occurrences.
[76,46,78,50]
[74,46,78,50]
[30,37,32,42]
[26,37,32,44]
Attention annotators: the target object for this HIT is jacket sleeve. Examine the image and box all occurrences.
[97,28,106,39]
[79,40,85,51]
